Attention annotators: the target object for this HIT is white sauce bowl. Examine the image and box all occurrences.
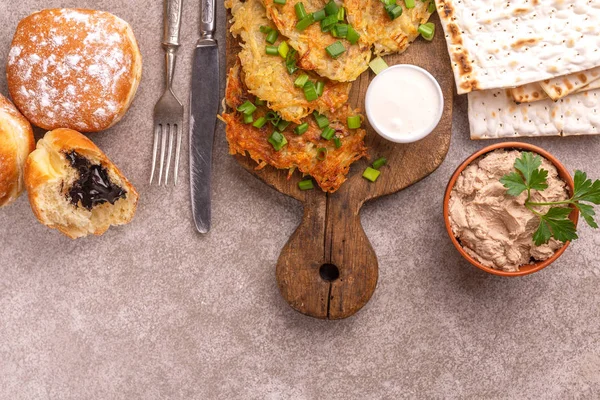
[365,64,444,144]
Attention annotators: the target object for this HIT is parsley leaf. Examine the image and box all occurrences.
[515,152,542,184]
[533,220,552,246]
[573,170,600,205]
[544,206,573,220]
[501,152,548,196]
[533,208,577,246]
[500,172,528,196]
[541,207,578,244]
[529,168,549,192]
[575,203,598,229]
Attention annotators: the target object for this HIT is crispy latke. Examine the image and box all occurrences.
[222,63,367,193]
[346,0,433,56]
[262,0,372,82]
[226,0,351,123]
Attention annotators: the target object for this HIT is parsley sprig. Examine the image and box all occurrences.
[500,152,600,246]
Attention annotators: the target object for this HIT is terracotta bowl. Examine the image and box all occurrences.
[443,142,579,277]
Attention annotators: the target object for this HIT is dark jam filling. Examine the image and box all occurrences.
[64,151,127,210]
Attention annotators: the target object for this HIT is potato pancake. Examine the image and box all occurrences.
[346,0,433,56]
[222,63,367,193]
[262,0,372,82]
[226,0,351,123]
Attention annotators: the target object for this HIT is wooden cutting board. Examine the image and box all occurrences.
[226,13,453,319]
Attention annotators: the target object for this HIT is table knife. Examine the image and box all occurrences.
[189,0,219,233]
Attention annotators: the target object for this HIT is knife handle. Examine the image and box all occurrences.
[199,0,216,41]
[163,0,183,47]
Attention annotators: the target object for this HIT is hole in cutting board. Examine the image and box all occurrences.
[319,264,340,282]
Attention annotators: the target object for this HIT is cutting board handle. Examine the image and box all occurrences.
[276,193,378,319]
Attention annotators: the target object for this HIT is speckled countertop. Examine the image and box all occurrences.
[1,1,599,399]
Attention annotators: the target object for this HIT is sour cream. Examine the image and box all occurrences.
[365,65,444,143]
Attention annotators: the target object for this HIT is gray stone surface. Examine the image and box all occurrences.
[1,1,599,399]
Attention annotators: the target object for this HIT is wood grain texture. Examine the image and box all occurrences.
[226,13,453,319]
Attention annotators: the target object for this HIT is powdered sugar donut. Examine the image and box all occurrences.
[6,9,142,132]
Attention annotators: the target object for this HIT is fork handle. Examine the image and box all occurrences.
[163,0,183,88]
[163,0,183,47]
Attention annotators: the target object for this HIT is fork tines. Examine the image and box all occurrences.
[150,121,182,186]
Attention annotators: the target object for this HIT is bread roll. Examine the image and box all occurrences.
[25,128,139,238]
[6,9,142,132]
[0,93,35,207]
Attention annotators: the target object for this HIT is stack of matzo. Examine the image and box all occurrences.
[436,0,600,139]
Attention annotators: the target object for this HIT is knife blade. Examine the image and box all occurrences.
[190,0,219,233]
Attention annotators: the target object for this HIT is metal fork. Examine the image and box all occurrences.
[151,0,184,186]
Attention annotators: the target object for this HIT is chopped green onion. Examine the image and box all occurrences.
[274,0,286,4]
[277,120,291,132]
[294,122,309,135]
[266,29,279,44]
[405,0,415,8]
[295,2,308,19]
[363,167,381,182]
[285,49,299,74]
[320,14,338,32]
[312,9,326,21]
[268,131,288,151]
[253,117,268,128]
[278,41,290,58]
[333,137,342,148]
[347,115,361,129]
[381,0,396,4]
[321,126,335,140]
[237,100,257,115]
[369,56,389,74]
[298,179,314,190]
[326,41,346,58]
[428,1,436,13]
[385,4,403,20]
[260,25,273,34]
[346,25,360,44]
[324,0,339,15]
[315,81,325,96]
[266,111,281,126]
[316,147,328,161]
[243,113,254,124]
[294,74,310,87]
[266,45,279,55]
[418,22,435,41]
[303,81,318,101]
[337,6,345,21]
[333,23,348,38]
[372,157,387,170]
[296,15,315,31]
[255,98,265,106]
[313,112,329,129]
